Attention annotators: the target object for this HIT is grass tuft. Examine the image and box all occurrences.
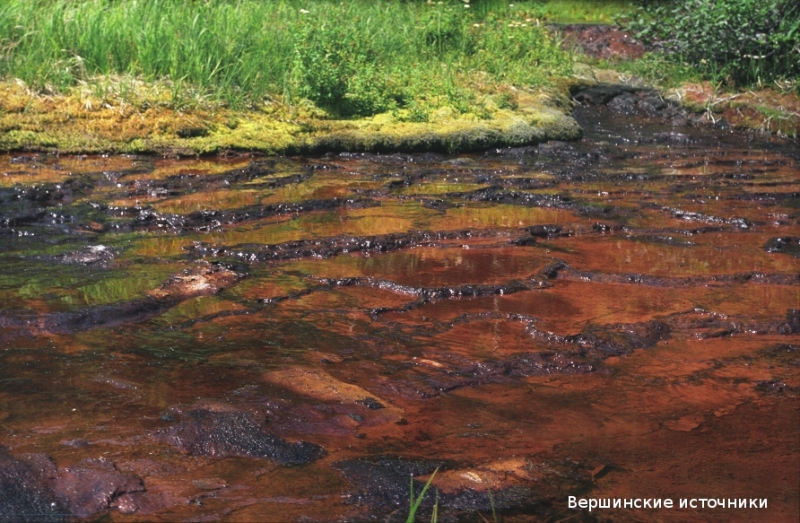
[407,467,439,523]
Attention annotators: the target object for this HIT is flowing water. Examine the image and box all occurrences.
[0,103,798,522]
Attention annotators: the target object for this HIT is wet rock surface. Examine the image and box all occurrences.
[161,408,327,465]
[573,85,694,126]
[188,229,491,262]
[0,448,145,521]
[335,455,591,522]
[0,107,797,521]
[0,448,64,523]
[764,236,800,257]
[50,245,116,267]
[50,458,145,517]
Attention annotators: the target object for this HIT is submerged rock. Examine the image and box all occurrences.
[0,449,145,521]
[118,196,378,233]
[188,229,490,262]
[334,456,579,522]
[333,457,447,516]
[263,367,392,406]
[565,320,671,358]
[0,448,64,523]
[146,262,243,301]
[318,275,548,307]
[162,408,326,465]
[764,237,800,257]
[52,245,115,267]
[50,458,145,517]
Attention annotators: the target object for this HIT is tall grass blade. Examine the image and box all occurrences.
[484,475,498,523]
[406,467,438,523]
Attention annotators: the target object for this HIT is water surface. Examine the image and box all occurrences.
[0,106,798,522]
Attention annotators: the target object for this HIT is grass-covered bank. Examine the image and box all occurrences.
[0,0,588,153]
[0,0,797,154]
[0,0,573,116]
[622,0,799,91]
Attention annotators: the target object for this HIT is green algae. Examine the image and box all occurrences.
[74,269,175,306]
[154,296,248,327]
[426,203,579,231]
[395,182,489,196]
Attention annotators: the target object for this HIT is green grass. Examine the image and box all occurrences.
[620,0,800,90]
[605,53,705,88]
[407,468,438,523]
[527,0,634,24]
[0,0,574,117]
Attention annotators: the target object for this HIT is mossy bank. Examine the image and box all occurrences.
[0,81,581,155]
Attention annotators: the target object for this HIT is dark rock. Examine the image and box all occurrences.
[333,457,446,514]
[429,351,596,394]
[527,224,566,238]
[573,85,636,106]
[556,267,799,288]
[482,146,538,160]
[456,186,582,211]
[420,198,454,211]
[116,197,379,233]
[175,124,208,138]
[653,132,692,145]
[539,261,568,280]
[513,236,538,246]
[9,155,45,164]
[0,451,141,519]
[755,381,796,394]
[19,178,94,207]
[592,222,617,233]
[334,457,540,522]
[783,309,800,335]
[188,229,492,263]
[663,207,753,229]
[640,94,668,114]
[764,237,800,257]
[714,118,730,130]
[51,461,144,518]
[566,320,671,358]
[357,398,386,410]
[607,92,639,114]
[0,448,65,523]
[163,409,326,465]
[52,245,115,267]
[318,275,547,308]
[35,298,164,334]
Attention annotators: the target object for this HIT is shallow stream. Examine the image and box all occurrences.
[0,101,798,522]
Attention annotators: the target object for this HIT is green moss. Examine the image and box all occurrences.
[0,81,581,155]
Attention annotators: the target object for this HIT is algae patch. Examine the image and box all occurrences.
[0,81,581,155]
